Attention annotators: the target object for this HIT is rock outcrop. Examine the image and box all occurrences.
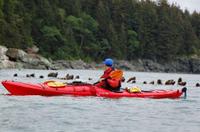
[0,45,200,73]
[0,46,52,69]
[21,54,51,69]
[114,58,200,74]
[6,48,27,61]
[190,58,200,73]
[0,45,8,60]
[52,60,95,69]
[0,46,16,68]
[26,45,39,54]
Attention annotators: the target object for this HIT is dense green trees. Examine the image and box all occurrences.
[0,0,199,61]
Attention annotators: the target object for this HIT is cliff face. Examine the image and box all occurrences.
[114,59,200,74]
[0,45,200,74]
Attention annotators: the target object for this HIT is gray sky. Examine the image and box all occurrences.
[166,0,200,13]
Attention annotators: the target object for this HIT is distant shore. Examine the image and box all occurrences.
[0,45,200,74]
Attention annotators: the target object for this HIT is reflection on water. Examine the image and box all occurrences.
[0,69,200,132]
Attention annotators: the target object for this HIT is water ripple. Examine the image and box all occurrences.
[0,69,200,132]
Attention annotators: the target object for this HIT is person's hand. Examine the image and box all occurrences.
[99,78,105,82]
[93,78,105,85]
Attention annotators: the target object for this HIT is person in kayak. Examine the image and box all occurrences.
[95,58,122,91]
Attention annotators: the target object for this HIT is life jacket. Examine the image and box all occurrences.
[106,69,123,89]
[109,70,123,80]
[100,67,115,79]
[106,78,121,88]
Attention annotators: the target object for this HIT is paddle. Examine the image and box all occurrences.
[93,81,100,85]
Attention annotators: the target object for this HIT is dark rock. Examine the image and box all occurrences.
[165,80,176,85]
[75,75,80,79]
[26,74,30,77]
[26,73,35,77]
[127,77,136,83]
[143,81,147,84]
[157,79,162,85]
[150,81,154,85]
[48,72,58,78]
[178,77,182,83]
[30,73,35,77]
[13,73,18,77]
[57,77,67,80]
[196,83,200,87]
[66,74,74,80]
[88,78,92,80]
[178,81,186,86]
[132,80,136,83]
[39,75,44,79]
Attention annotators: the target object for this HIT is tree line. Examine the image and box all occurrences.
[0,0,200,62]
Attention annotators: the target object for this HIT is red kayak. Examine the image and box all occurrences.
[1,80,96,96]
[95,87,187,99]
[1,80,187,99]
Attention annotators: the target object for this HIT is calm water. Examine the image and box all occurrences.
[0,69,200,132]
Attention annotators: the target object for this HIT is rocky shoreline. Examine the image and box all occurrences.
[0,45,200,74]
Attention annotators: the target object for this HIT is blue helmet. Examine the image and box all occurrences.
[104,58,113,66]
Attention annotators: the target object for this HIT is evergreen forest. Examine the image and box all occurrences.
[0,0,200,62]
